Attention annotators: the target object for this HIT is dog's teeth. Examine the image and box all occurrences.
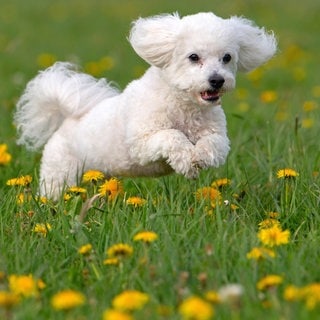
[200,90,220,101]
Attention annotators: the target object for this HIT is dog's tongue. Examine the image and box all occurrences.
[200,90,220,101]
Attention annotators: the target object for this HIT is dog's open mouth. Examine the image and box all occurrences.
[200,90,221,102]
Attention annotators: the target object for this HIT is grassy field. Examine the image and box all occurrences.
[0,0,319,319]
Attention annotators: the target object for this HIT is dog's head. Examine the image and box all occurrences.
[129,12,277,106]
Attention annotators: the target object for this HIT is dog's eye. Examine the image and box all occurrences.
[222,53,232,64]
[188,54,200,62]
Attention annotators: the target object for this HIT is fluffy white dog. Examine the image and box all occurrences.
[15,12,276,199]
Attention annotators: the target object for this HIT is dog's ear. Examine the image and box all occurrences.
[129,13,180,68]
[230,17,277,72]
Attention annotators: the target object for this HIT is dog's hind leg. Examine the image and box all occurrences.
[39,134,81,200]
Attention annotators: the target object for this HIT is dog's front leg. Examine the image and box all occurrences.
[192,133,230,169]
[135,129,199,178]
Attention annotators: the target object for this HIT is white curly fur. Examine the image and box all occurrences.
[15,12,277,199]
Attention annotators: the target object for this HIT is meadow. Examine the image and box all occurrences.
[0,0,319,319]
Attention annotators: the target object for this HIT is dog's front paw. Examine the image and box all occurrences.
[193,136,230,169]
[168,147,199,178]
[192,146,213,170]
[184,163,200,179]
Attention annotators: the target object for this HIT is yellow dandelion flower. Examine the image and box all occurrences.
[312,85,320,98]
[126,196,147,207]
[16,192,32,204]
[37,279,46,290]
[195,187,221,207]
[301,283,320,310]
[107,243,133,258]
[65,186,87,200]
[99,56,115,71]
[230,204,239,211]
[211,178,231,189]
[82,170,104,183]
[195,187,221,200]
[237,102,250,112]
[63,193,72,201]
[312,171,319,178]
[276,168,299,179]
[112,290,149,311]
[258,218,281,229]
[103,309,133,320]
[84,61,101,76]
[37,53,57,68]
[36,196,49,204]
[284,283,320,309]
[257,275,283,291]
[99,178,123,200]
[235,88,249,100]
[78,244,92,255]
[67,186,87,194]
[292,67,306,81]
[103,258,120,266]
[301,118,314,128]
[204,290,221,304]
[283,285,302,302]
[133,231,158,243]
[179,296,214,320]
[260,90,278,103]
[204,206,214,215]
[257,225,290,247]
[303,100,318,112]
[283,44,306,63]
[6,175,32,187]
[246,247,276,260]
[275,111,289,122]
[51,289,85,310]
[85,57,115,77]
[32,223,52,237]
[0,144,12,165]
[8,274,38,297]
[0,291,20,308]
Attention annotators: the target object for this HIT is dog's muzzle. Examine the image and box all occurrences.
[200,74,225,102]
[200,74,225,103]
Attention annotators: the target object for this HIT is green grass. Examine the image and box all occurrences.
[0,0,319,319]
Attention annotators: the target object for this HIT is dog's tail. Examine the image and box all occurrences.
[15,62,119,151]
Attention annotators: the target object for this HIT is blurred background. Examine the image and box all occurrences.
[0,0,319,173]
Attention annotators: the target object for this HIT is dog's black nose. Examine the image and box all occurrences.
[209,74,225,89]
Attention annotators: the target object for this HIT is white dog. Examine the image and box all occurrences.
[15,12,276,199]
